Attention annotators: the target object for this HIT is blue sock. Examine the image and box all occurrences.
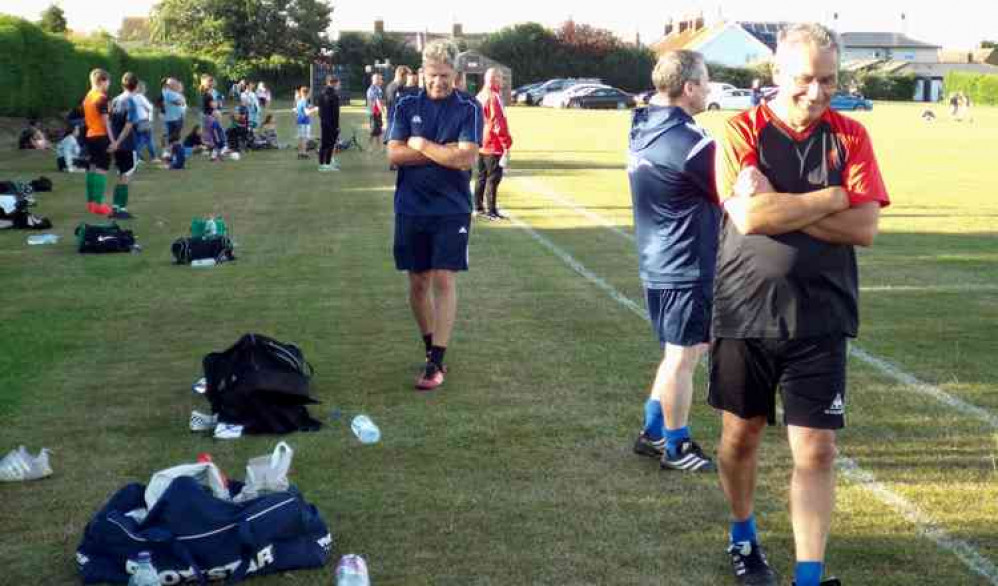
[665,426,690,458]
[643,399,664,440]
[794,561,823,586]
[730,515,758,544]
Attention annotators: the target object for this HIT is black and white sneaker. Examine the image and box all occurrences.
[728,541,778,585]
[633,432,665,458]
[660,439,717,472]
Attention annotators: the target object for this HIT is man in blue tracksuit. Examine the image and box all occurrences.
[627,50,721,473]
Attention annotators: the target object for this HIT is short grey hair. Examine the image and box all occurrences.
[652,50,706,98]
[776,23,841,66]
[423,40,458,69]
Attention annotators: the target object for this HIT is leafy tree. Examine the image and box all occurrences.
[150,0,332,75]
[478,23,561,85]
[39,4,68,33]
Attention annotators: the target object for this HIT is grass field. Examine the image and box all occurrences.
[0,100,996,585]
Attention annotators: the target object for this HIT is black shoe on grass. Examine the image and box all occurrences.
[728,541,778,586]
[660,439,717,472]
[633,432,665,458]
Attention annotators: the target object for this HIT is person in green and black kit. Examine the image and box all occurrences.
[106,72,142,219]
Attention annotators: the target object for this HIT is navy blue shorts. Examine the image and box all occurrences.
[166,120,183,143]
[645,283,711,347]
[394,213,471,273]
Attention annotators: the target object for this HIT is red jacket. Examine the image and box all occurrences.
[477,91,513,156]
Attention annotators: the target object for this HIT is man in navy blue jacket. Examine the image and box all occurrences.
[627,50,720,473]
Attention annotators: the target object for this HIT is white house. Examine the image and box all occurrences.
[840,32,940,62]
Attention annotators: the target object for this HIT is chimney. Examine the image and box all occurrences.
[452,23,463,37]
[664,18,674,36]
[695,12,705,31]
[374,19,384,35]
[678,20,689,34]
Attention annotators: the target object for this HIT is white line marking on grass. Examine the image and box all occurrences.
[838,457,998,584]
[508,176,998,431]
[849,347,998,430]
[860,284,998,293]
[505,209,998,584]
[506,213,645,320]
[513,176,635,242]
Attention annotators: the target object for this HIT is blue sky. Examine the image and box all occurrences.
[5,0,995,50]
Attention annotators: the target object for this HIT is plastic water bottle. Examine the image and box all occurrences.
[128,551,160,586]
[26,234,59,245]
[350,415,380,444]
[334,554,370,586]
[191,258,216,268]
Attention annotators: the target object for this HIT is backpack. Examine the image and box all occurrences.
[203,334,322,435]
[75,222,136,253]
[171,235,235,265]
[76,476,333,584]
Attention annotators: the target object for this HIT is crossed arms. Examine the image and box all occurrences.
[388,137,478,171]
[723,166,881,247]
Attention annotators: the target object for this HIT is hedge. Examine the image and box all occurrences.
[0,14,215,118]
[944,70,998,106]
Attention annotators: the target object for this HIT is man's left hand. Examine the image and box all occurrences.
[407,136,427,152]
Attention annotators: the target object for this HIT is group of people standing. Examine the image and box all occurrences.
[629,23,889,586]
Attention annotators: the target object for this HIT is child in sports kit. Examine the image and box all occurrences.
[82,68,115,215]
[201,75,226,161]
[295,86,317,160]
[56,126,87,172]
[107,72,142,219]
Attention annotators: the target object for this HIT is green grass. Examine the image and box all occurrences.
[0,102,996,584]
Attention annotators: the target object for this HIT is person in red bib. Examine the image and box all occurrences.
[710,23,889,586]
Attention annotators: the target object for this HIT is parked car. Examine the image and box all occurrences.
[707,89,755,111]
[830,92,873,111]
[520,78,601,105]
[564,87,635,110]
[542,83,610,108]
[511,82,544,103]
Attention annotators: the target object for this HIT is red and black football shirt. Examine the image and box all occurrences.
[713,103,890,339]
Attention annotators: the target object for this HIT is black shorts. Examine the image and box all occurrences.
[708,336,848,429]
[370,114,383,137]
[114,149,136,176]
[394,213,471,273]
[320,124,339,149]
[166,120,183,143]
[86,136,111,171]
[645,283,711,347]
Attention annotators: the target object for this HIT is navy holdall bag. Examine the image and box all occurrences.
[76,476,333,584]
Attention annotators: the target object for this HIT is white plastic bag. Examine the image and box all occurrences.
[145,461,229,509]
[234,442,293,503]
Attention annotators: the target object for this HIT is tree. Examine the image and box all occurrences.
[39,4,68,33]
[118,17,151,43]
[478,23,562,85]
[981,41,996,49]
[150,0,333,74]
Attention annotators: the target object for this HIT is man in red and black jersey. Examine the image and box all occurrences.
[709,24,889,586]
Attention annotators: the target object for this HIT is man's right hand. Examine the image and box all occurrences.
[734,166,774,198]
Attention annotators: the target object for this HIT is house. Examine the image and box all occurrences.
[338,20,486,53]
[650,16,777,68]
[841,33,998,101]
[840,32,940,62]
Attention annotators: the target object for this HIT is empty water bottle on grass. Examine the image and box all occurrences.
[335,554,370,586]
[350,415,380,444]
[26,233,59,245]
[128,551,160,586]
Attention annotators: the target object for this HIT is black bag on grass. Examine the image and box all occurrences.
[75,222,136,253]
[172,235,235,264]
[203,334,321,435]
